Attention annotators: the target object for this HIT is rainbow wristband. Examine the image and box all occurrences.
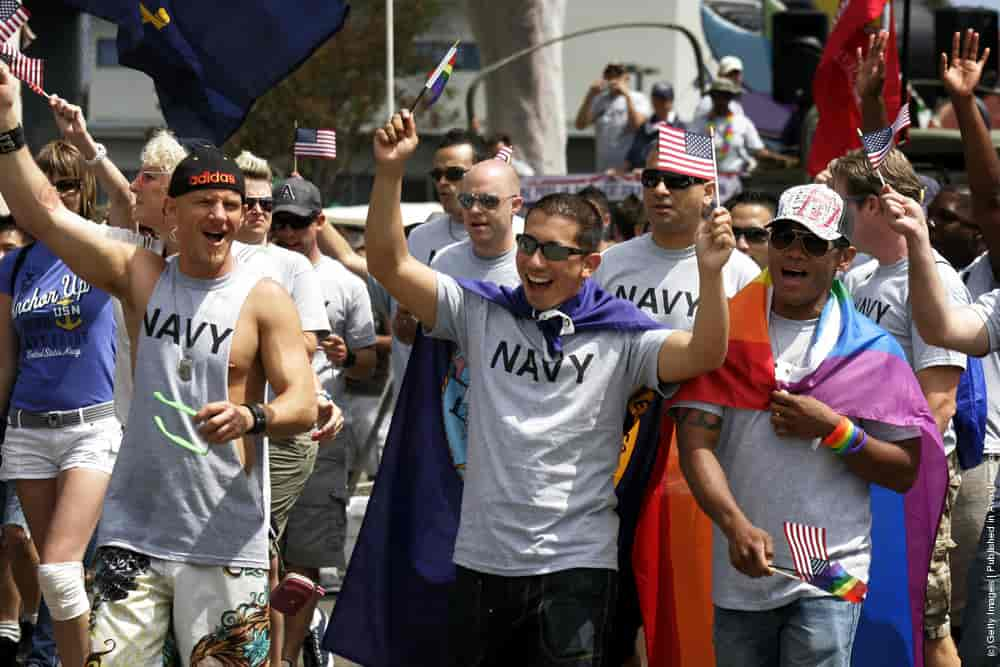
[845,429,868,455]
[822,417,853,454]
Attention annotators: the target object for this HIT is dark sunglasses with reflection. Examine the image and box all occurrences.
[54,179,82,194]
[429,166,468,182]
[768,223,849,257]
[732,227,769,245]
[640,169,705,190]
[271,213,315,231]
[246,197,274,212]
[516,233,587,261]
[457,192,517,211]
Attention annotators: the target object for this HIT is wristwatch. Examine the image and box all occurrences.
[243,403,268,435]
[0,125,25,155]
[84,143,107,166]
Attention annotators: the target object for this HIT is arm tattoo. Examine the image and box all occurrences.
[672,407,723,431]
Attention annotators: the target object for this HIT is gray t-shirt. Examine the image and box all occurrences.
[232,242,329,335]
[589,89,652,171]
[962,253,1000,455]
[844,254,969,454]
[593,234,761,330]
[428,273,675,575]
[312,256,376,402]
[430,240,519,286]
[677,312,919,611]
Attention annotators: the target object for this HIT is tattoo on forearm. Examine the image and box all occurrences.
[673,408,723,431]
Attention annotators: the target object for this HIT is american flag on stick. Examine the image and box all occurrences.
[294,128,337,160]
[494,145,512,164]
[0,0,28,49]
[783,521,829,580]
[860,103,911,169]
[657,123,716,181]
[1,43,42,96]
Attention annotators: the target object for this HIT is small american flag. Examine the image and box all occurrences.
[494,145,513,164]
[1,44,41,95]
[0,0,28,49]
[860,103,911,169]
[783,521,830,580]
[294,128,337,160]
[657,123,716,181]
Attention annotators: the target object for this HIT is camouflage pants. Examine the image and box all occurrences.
[925,451,962,639]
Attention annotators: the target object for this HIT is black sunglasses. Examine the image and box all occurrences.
[457,192,516,211]
[429,166,468,182]
[516,233,587,261]
[733,227,769,244]
[246,197,273,212]
[769,225,844,257]
[54,179,82,194]
[640,169,704,190]
[271,214,314,231]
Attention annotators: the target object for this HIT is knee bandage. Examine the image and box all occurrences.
[38,562,89,621]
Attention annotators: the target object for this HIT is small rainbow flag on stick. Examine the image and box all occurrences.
[412,40,459,110]
[774,521,868,603]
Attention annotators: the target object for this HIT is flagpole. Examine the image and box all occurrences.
[769,566,801,581]
[293,120,299,175]
[856,128,887,188]
[386,0,395,113]
[708,126,721,209]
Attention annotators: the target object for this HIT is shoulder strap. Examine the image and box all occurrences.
[8,242,34,295]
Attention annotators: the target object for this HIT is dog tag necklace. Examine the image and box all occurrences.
[172,265,194,382]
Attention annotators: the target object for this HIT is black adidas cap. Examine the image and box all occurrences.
[168,145,245,201]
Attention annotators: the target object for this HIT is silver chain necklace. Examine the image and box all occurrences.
[171,264,193,382]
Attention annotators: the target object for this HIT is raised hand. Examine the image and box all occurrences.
[880,184,929,242]
[855,30,889,100]
[48,95,88,143]
[373,109,419,171]
[695,206,736,273]
[941,29,990,100]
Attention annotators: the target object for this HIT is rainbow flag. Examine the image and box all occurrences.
[651,269,947,667]
[424,40,458,107]
[810,558,868,603]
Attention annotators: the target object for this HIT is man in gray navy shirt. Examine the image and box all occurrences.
[365,108,736,667]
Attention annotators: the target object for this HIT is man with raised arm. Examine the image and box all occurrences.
[364,108,734,665]
[0,63,317,664]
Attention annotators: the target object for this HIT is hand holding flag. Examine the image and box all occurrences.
[777,521,868,603]
[859,103,911,170]
[0,43,42,97]
[374,109,419,169]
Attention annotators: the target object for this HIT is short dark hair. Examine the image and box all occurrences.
[578,186,611,220]
[437,128,483,161]
[611,194,644,240]
[527,193,603,253]
[724,190,778,217]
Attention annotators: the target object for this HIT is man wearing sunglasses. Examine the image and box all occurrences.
[595,151,761,332]
[360,108,734,667]
[727,191,777,269]
[832,149,970,666]
[672,184,922,667]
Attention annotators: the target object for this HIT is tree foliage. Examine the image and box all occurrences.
[225,0,443,200]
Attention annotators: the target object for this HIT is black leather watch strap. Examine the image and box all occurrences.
[0,125,25,155]
[242,403,267,435]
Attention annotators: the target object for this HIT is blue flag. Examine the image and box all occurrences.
[62,1,350,145]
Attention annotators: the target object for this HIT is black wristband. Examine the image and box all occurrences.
[242,403,267,435]
[0,125,25,155]
[343,349,357,369]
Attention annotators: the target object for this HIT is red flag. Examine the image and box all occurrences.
[806,0,901,176]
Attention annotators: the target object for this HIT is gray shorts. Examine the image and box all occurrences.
[0,480,27,533]
[268,431,318,555]
[283,437,350,569]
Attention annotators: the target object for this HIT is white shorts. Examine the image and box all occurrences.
[0,415,122,480]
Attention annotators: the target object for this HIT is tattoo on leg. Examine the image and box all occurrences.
[672,408,723,431]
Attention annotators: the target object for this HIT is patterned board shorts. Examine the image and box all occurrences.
[87,546,270,666]
[925,450,962,639]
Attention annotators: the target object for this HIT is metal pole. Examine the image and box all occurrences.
[386,0,395,113]
[900,0,911,99]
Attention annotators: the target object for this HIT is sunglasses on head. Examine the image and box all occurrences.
[271,214,314,231]
[245,197,273,212]
[733,227,769,244]
[54,179,81,194]
[640,169,704,190]
[516,233,587,261]
[457,192,516,211]
[769,225,845,257]
[429,166,468,182]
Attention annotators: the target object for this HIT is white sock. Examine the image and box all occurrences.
[0,620,19,643]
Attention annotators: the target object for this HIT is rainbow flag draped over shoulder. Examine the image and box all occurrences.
[655,269,946,667]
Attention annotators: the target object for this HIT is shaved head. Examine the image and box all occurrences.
[457,158,523,258]
[463,159,520,195]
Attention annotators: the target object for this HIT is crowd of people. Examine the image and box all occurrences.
[0,23,994,667]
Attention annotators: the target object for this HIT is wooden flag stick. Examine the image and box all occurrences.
[708,126,721,209]
[293,120,299,174]
[856,128,886,188]
[769,565,802,581]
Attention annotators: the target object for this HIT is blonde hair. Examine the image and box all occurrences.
[830,148,923,201]
[36,140,97,221]
[235,150,272,182]
[140,129,187,173]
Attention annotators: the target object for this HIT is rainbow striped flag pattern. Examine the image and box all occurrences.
[783,521,868,603]
[810,558,868,603]
[424,40,459,107]
[662,270,947,667]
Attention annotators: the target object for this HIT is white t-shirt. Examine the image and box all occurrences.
[428,273,674,575]
[961,253,1000,455]
[844,253,969,454]
[311,256,376,402]
[589,89,652,171]
[594,234,761,330]
[676,312,920,611]
[231,242,329,335]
